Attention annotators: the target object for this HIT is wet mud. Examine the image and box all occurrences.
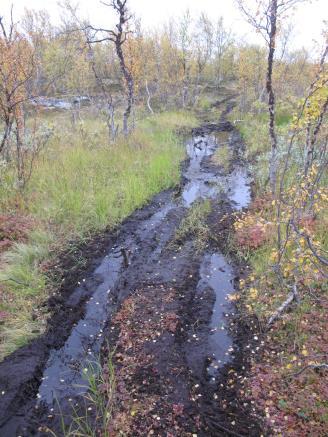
[0,101,261,436]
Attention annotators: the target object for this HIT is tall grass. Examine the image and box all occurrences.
[28,111,194,233]
[0,110,196,359]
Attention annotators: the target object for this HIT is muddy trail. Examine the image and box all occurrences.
[0,101,261,436]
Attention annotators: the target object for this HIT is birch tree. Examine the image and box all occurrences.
[177,10,193,108]
[86,0,134,135]
[236,0,308,193]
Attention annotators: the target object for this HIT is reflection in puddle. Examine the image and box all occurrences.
[198,253,235,377]
[182,133,251,210]
[227,167,251,210]
[190,130,251,377]
[38,248,124,403]
[182,135,218,206]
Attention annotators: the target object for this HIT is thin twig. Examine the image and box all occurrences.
[292,363,328,377]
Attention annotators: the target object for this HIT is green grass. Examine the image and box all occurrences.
[0,109,196,360]
[212,143,232,172]
[42,351,117,436]
[57,352,116,437]
[232,110,270,193]
[172,199,212,252]
[196,95,212,111]
[231,105,295,194]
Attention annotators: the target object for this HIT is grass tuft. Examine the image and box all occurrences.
[172,199,212,252]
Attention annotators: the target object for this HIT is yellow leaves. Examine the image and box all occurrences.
[292,77,328,128]
[249,288,258,299]
[301,347,308,357]
[283,266,291,277]
[228,293,240,302]
[0,32,34,113]
[270,250,278,262]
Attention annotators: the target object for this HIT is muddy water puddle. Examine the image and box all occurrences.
[38,246,125,403]
[227,166,251,210]
[37,194,182,404]
[37,206,178,405]
[182,132,251,210]
[183,134,219,206]
[198,253,235,379]
[1,123,251,427]
[39,129,250,405]
[186,131,251,380]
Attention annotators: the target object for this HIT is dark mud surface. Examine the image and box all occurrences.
[0,101,262,436]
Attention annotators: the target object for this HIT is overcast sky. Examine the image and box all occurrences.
[2,0,328,50]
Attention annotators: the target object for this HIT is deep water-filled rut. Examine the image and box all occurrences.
[0,105,259,436]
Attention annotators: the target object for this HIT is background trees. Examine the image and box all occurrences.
[0,13,38,186]
[0,1,323,185]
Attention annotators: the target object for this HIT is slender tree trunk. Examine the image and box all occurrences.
[0,117,13,156]
[216,59,222,88]
[82,1,133,138]
[304,97,328,175]
[109,103,118,139]
[267,0,278,193]
[181,57,189,108]
[15,121,25,188]
[116,46,133,134]
[112,1,134,134]
[86,43,117,142]
[145,80,154,114]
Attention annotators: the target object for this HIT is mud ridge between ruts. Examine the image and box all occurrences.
[0,101,262,436]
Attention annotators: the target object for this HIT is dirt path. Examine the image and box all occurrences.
[0,102,261,436]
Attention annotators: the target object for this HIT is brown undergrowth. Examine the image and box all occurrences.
[106,285,199,436]
[246,300,328,436]
[0,214,34,254]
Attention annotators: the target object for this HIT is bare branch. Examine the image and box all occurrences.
[292,363,328,377]
[267,283,299,327]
